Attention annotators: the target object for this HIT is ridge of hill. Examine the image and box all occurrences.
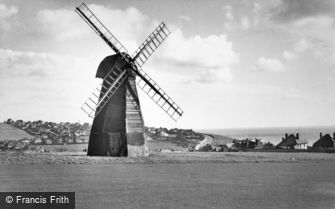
[0,123,33,141]
[202,133,236,144]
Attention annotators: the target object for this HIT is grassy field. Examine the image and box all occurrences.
[34,143,88,152]
[0,160,334,209]
[0,150,334,209]
[147,139,188,152]
[0,123,33,141]
[0,151,334,165]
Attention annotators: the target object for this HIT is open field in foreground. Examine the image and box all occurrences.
[0,151,334,165]
[0,158,334,209]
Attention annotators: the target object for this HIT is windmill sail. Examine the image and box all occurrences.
[81,66,127,118]
[76,3,184,122]
[75,3,128,56]
[134,68,183,121]
[132,22,170,67]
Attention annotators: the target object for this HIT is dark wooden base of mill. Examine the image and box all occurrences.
[87,54,148,157]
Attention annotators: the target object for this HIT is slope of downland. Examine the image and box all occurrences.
[202,133,235,144]
[0,123,33,141]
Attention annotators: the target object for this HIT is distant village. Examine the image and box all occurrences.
[1,119,91,150]
[144,127,335,153]
[145,126,204,140]
[192,133,335,152]
[0,119,334,153]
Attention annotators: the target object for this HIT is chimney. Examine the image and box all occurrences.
[320,132,323,139]
[285,133,288,139]
[296,133,299,140]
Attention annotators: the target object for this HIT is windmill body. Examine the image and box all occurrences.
[76,3,183,157]
[88,54,147,157]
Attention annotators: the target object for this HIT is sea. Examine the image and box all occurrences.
[198,126,335,145]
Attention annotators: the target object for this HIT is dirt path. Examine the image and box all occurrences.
[194,134,213,150]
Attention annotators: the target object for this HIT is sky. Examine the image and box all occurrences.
[0,0,334,129]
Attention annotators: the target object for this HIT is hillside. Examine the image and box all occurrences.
[0,123,33,141]
[202,133,236,144]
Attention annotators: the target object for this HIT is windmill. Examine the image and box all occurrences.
[75,3,184,157]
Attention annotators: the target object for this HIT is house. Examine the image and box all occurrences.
[254,138,264,149]
[15,120,24,128]
[158,129,169,137]
[35,120,43,125]
[263,142,275,149]
[15,142,26,150]
[313,133,335,151]
[75,138,83,143]
[34,138,42,144]
[146,127,157,135]
[168,128,179,134]
[231,139,243,150]
[21,139,31,144]
[58,137,66,144]
[40,133,48,139]
[232,138,258,150]
[294,140,308,150]
[80,136,89,143]
[276,133,308,150]
[45,139,53,145]
[211,144,228,152]
[7,141,15,149]
[6,119,14,124]
[74,130,87,137]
